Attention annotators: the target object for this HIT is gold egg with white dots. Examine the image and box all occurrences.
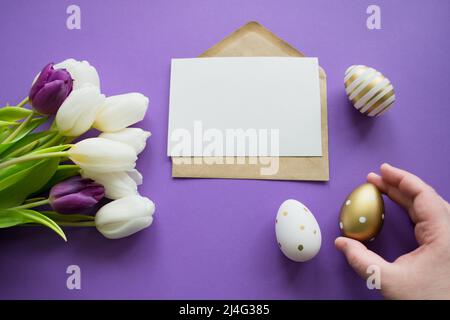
[275,199,322,262]
[339,183,385,242]
[344,65,395,117]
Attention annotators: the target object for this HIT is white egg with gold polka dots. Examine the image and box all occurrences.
[275,199,322,262]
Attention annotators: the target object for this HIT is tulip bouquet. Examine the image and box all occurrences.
[0,59,155,240]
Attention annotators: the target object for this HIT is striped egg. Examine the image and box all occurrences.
[344,65,395,117]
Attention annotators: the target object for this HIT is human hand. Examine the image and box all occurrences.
[335,163,450,299]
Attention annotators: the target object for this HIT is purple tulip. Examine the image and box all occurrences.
[49,176,105,214]
[29,63,73,115]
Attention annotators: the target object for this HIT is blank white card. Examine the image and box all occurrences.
[167,57,322,157]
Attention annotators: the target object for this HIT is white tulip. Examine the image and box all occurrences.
[99,128,151,154]
[94,93,149,132]
[95,195,155,239]
[56,85,105,137]
[54,58,100,90]
[81,169,143,200]
[127,169,143,185]
[68,138,137,173]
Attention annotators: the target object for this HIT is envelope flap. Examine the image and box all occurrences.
[200,21,326,80]
[172,21,329,181]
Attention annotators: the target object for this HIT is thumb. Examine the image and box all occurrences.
[335,237,392,280]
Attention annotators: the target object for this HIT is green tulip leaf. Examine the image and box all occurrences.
[0,116,48,154]
[0,131,57,159]
[0,157,60,209]
[0,120,19,127]
[0,162,38,192]
[0,159,34,181]
[0,107,32,121]
[3,140,39,159]
[20,209,67,241]
[0,208,66,241]
[0,208,28,228]
[0,151,58,184]
[0,128,10,141]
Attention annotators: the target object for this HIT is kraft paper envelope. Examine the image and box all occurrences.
[171,21,329,181]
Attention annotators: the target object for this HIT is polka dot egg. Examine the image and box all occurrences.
[339,183,385,242]
[275,199,322,262]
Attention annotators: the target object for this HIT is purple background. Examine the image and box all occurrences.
[0,0,449,299]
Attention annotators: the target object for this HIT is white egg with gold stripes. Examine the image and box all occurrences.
[344,65,395,117]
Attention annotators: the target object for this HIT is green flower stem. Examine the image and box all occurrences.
[3,111,35,143]
[5,140,40,158]
[58,164,80,170]
[0,151,68,170]
[37,132,64,150]
[57,221,96,227]
[0,121,20,126]
[16,97,29,108]
[24,197,47,204]
[14,198,50,210]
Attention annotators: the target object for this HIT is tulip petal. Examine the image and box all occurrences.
[51,193,99,214]
[50,176,86,198]
[49,176,105,214]
[48,68,73,83]
[98,216,152,239]
[55,58,100,90]
[68,138,137,173]
[29,63,73,115]
[56,85,105,136]
[99,128,151,154]
[95,195,155,239]
[127,169,143,185]
[81,170,138,200]
[94,93,149,132]
[29,63,53,99]
[32,80,70,115]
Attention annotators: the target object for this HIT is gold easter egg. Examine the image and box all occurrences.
[344,65,395,117]
[339,183,385,242]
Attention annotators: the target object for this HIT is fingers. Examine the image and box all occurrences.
[368,163,444,224]
[366,172,387,193]
[335,237,392,280]
[367,172,412,209]
[380,163,433,199]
